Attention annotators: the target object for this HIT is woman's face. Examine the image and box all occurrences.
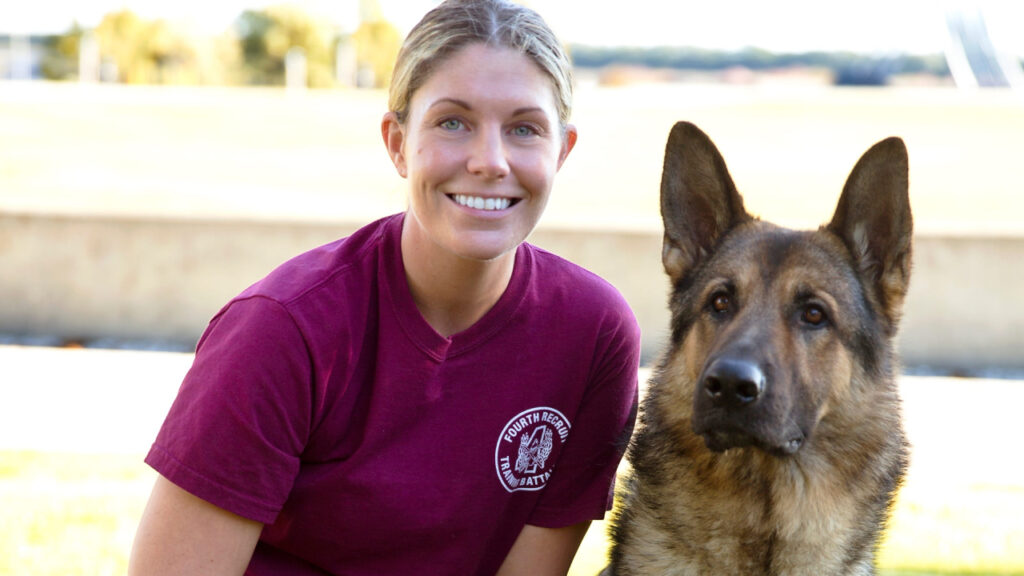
[383,42,576,263]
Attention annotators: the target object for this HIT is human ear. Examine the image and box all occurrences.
[381,112,408,178]
[556,124,578,170]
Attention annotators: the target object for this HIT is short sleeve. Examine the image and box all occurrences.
[145,296,314,524]
[527,304,641,527]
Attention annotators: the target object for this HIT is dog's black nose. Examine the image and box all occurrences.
[702,358,765,408]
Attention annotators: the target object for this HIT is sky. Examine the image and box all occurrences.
[2,0,1024,57]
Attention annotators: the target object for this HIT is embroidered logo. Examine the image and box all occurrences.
[495,407,571,492]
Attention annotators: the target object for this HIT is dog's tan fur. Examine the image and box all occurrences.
[603,122,912,575]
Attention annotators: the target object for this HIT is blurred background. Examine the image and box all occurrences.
[1,1,1022,575]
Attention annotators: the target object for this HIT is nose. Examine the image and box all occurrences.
[702,357,765,409]
[467,126,510,179]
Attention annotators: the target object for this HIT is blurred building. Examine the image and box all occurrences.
[0,34,46,79]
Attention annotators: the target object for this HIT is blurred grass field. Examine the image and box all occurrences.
[2,450,1022,576]
[3,81,1024,235]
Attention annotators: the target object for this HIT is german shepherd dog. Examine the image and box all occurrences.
[603,122,912,575]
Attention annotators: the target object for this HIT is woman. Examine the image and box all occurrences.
[129,1,640,574]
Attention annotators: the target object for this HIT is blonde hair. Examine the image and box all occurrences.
[388,0,573,130]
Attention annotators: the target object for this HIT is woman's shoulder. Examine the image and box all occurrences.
[199,214,403,358]
[522,243,638,326]
[525,243,627,299]
[241,214,400,305]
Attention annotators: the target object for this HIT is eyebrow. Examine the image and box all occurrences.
[427,97,546,117]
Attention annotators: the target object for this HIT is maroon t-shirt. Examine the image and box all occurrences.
[147,213,641,575]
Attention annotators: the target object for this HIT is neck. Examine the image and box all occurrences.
[400,219,516,338]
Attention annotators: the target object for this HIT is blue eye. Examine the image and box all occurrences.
[512,125,537,137]
[440,119,462,131]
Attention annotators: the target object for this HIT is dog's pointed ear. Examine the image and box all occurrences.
[827,137,913,330]
[660,122,752,284]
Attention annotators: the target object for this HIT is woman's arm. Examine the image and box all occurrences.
[128,475,263,576]
[495,521,592,576]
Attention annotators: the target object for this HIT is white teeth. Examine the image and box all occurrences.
[453,194,512,211]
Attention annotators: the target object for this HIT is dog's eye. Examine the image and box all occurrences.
[711,293,731,314]
[801,305,827,327]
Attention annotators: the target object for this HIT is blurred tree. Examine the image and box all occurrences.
[40,5,403,88]
[40,22,84,80]
[97,10,152,82]
[351,19,401,88]
[235,9,280,83]
[234,5,335,87]
[193,32,244,86]
[94,10,199,84]
[41,13,235,85]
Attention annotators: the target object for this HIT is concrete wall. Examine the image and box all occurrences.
[1,211,1021,371]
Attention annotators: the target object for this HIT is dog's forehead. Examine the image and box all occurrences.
[707,222,856,289]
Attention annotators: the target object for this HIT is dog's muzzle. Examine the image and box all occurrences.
[693,357,805,456]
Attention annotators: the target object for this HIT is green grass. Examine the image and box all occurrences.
[2,451,1022,576]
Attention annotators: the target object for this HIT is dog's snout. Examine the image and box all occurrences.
[703,358,765,408]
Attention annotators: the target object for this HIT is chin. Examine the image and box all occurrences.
[448,228,529,262]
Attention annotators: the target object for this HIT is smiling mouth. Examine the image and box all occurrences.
[450,194,517,211]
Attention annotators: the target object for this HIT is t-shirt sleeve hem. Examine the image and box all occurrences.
[146,443,281,525]
[525,498,611,529]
